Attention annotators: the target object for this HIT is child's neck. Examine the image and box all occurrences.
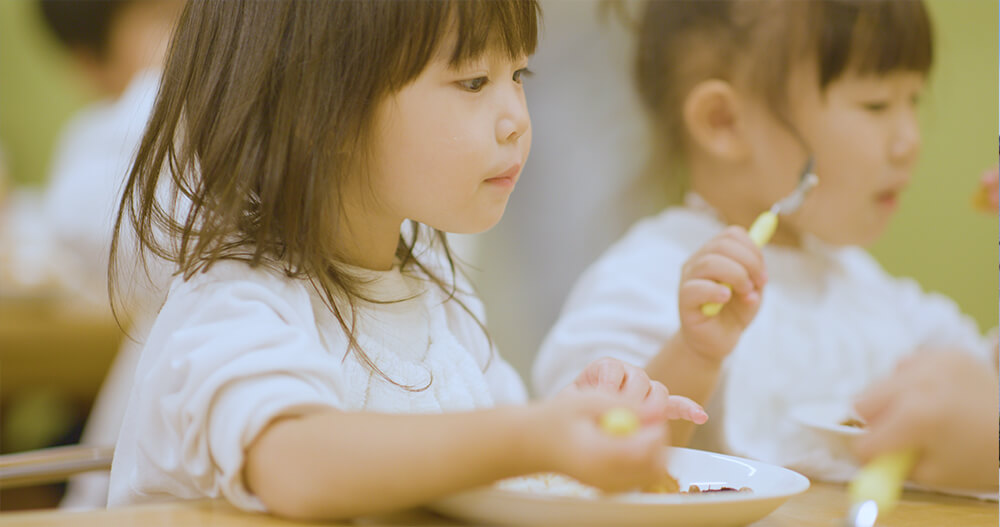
[690,166,803,248]
[331,215,402,271]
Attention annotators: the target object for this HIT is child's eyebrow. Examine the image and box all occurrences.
[449,50,528,69]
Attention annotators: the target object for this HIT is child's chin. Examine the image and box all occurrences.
[813,226,886,247]
[432,213,506,236]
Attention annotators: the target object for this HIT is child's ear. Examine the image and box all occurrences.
[682,80,749,161]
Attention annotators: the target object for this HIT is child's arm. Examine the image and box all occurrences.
[246,391,669,520]
[644,227,766,445]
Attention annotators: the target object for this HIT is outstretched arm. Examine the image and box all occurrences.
[246,391,672,521]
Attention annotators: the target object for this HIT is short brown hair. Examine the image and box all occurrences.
[635,0,933,164]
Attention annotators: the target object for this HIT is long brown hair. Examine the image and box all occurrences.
[110,0,540,389]
[634,0,933,166]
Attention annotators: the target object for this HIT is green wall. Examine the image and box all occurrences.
[869,0,998,332]
[0,0,996,330]
[0,0,92,189]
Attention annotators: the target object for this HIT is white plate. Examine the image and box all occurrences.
[429,447,810,527]
[790,401,868,438]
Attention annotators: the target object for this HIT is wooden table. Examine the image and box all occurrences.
[0,483,995,526]
[0,295,124,509]
[0,296,122,403]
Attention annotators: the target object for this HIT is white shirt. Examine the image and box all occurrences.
[533,195,990,481]
[109,257,527,511]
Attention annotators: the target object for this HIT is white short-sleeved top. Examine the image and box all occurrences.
[533,195,990,481]
[108,258,526,511]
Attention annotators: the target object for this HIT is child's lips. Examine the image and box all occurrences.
[876,189,900,208]
[485,164,520,187]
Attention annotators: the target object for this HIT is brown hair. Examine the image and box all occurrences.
[111,0,540,389]
[634,0,933,165]
[38,0,136,60]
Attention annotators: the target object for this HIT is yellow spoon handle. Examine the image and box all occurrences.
[599,407,640,436]
[747,211,778,246]
[700,211,777,316]
[848,449,918,514]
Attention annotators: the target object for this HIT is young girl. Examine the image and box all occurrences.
[105,0,707,520]
[533,0,996,490]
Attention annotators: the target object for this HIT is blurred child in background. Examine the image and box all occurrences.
[534,0,997,492]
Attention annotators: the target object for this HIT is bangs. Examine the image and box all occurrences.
[385,0,539,89]
[446,0,540,65]
[814,0,933,87]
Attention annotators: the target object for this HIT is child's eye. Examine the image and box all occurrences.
[861,101,889,113]
[513,68,533,84]
[458,77,488,92]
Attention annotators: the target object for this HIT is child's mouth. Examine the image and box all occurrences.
[876,190,899,208]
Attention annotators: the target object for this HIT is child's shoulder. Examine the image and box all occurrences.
[166,259,314,309]
[825,244,892,282]
[604,206,720,262]
[570,206,715,294]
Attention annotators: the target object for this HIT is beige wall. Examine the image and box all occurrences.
[0,0,995,332]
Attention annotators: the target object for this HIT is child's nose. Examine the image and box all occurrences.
[496,93,530,144]
[889,109,921,164]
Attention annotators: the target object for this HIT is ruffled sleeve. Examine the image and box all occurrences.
[109,262,347,511]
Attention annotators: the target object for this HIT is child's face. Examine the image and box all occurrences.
[367,46,532,235]
[749,65,925,246]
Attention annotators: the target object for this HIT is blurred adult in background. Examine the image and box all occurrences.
[35,0,182,510]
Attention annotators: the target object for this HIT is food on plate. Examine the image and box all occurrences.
[840,417,866,429]
[497,409,753,498]
[645,472,680,493]
[686,484,752,493]
[496,472,752,497]
[497,473,601,497]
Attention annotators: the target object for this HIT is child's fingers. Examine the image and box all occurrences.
[663,394,708,424]
[588,358,626,393]
[638,383,708,425]
[853,376,900,425]
[679,278,733,311]
[620,363,652,402]
[637,381,671,423]
[852,402,919,463]
[687,253,756,297]
[575,358,626,392]
[704,229,767,289]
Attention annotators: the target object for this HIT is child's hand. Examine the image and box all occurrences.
[678,226,767,362]
[973,164,999,213]
[570,358,708,424]
[853,350,999,490]
[533,389,672,493]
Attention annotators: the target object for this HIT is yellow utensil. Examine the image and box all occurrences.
[700,160,818,316]
[844,449,918,526]
[599,407,640,436]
